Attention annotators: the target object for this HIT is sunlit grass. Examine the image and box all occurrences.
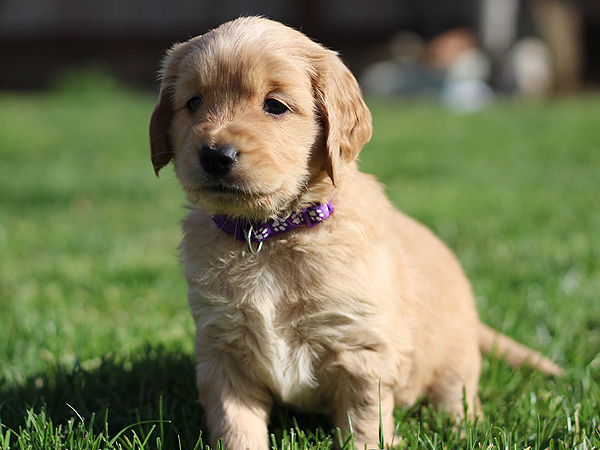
[1,72,598,448]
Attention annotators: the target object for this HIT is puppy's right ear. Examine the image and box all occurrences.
[149,42,189,176]
[150,87,174,176]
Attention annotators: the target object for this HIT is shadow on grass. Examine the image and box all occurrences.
[0,347,201,447]
[0,346,334,448]
[3,343,574,449]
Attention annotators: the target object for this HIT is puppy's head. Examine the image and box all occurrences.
[150,17,372,220]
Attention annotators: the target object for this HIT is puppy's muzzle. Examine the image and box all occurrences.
[200,145,238,176]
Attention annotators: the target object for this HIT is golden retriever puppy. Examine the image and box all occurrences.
[150,16,562,450]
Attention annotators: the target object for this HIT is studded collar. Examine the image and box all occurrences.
[211,202,334,253]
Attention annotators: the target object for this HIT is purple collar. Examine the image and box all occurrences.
[212,202,333,247]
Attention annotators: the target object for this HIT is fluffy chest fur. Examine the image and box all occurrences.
[190,287,323,406]
[182,210,379,408]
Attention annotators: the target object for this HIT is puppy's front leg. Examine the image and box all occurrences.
[329,374,396,450]
[196,354,272,450]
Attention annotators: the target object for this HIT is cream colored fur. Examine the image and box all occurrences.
[149,17,563,450]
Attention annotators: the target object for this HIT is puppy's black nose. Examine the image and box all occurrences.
[199,145,238,176]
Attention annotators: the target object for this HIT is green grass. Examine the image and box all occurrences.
[1,72,599,449]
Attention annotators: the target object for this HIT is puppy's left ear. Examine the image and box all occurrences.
[312,50,373,186]
[149,41,190,176]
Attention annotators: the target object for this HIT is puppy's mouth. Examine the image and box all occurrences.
[202,183,249,196]
[190,180,279,218]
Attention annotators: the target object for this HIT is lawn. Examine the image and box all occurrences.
[0,72,599,449]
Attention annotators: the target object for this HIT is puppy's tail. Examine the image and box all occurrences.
[478,322,564,377]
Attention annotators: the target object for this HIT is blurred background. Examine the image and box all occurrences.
[1,0,599,102]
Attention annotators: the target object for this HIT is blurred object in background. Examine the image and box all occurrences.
[505,37,553,97]
[480,0,584,94]
[360,27,496,111]
[428,28,495,111]
[361,0,596,108]
[362,27,496,111]
[529,0,585,93]
[479,0,520,91]
[360,31,443,96]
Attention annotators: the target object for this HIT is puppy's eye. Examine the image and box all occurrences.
[186,96,203,113]
[263,98,288,116]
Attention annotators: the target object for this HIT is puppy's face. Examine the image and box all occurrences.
[168,34,323,219]
[150,18,373,220]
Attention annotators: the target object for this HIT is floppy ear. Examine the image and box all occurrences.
[149,41,191,176]
[312,50,373,186]
[149,86,174,176]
